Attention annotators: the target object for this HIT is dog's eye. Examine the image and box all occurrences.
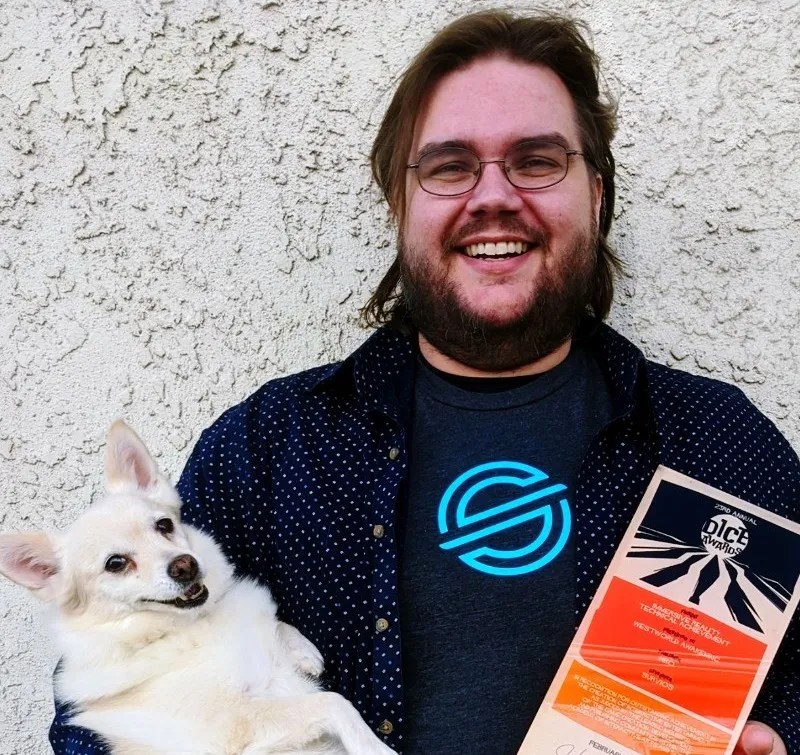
[104,555,129,573]
[155,518,174,536]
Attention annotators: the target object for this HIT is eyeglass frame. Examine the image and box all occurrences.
[405,139,588,197]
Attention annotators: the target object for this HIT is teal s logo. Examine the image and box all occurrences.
[438,461,571,577]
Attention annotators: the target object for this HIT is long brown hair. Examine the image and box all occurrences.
[363,9,621,328]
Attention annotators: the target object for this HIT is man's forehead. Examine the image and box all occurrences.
[409,56,581,156]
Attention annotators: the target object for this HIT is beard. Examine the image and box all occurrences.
[399,218,598,372]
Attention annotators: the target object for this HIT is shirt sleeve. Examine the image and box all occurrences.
[747,425,800,750]
[651,369,800,751]
[750,622,800,752]
[176,426,226,538]
[176,409,260,572]
[741,407,800,751]
[48,679,110,754]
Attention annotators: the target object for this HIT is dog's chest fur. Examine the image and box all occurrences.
[58,579,323,753]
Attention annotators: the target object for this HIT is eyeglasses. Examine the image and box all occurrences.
[406,140,585,196]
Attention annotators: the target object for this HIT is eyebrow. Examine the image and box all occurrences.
[415,132,573,160]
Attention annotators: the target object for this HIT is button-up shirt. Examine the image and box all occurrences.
[50,321,800,754]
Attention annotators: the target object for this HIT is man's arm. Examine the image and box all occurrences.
[176,412,257,569]
[736,419,799,754]
[737,411,800,754]
[651,370,800,754]
[49,680,110,754]
[744,616,800,753]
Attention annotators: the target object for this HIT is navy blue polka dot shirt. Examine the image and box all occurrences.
[50,321,800,754]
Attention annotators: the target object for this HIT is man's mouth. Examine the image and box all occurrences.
[461,241,532,259]
[144,582,209,610]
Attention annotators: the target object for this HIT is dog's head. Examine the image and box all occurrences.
[0,421,228,621]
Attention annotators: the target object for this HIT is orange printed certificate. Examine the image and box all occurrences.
[519,466,800,755]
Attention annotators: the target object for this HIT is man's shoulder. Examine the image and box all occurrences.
[645,358,749,409]
[206,360,345,437]
[187,326,413,460]
[590,321,766,425]
[642,359,799,506]
[644,358,788,444]
[589,321,780,435]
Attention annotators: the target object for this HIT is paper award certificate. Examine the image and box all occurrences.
[519,466,800,755]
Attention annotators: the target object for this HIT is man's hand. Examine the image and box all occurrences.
[733,721,787,755]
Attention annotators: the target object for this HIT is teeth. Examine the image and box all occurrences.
[464,241,529,258]
[183,582,203,599]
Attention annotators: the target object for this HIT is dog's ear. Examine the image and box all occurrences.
[105,420,161,494]
[104,420,182,512]
[0,532,62,600]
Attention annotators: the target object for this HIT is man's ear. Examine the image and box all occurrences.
[105,419,161,494]
[593,172,604,230]
[0,532,61,600]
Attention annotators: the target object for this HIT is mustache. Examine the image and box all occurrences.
[442,218,547,253]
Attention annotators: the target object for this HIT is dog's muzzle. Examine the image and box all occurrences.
[142,554,209,609]
[171,582,209,609]
[143,581,209,610]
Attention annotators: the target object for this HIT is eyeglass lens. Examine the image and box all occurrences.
[416,141,570,195]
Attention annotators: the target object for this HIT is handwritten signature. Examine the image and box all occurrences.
[555,744,622,755]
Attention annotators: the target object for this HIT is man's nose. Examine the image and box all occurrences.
[167,554,199,584]
[465,161,525,214]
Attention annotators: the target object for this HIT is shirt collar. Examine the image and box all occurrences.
[308,326,415,421]
[575,318,650,421]
[309,318,650,425]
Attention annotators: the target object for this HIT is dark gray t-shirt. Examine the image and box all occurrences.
[399,343,614,754]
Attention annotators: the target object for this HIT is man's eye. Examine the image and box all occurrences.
[105,555,129,573]
[515,155,559,173]
[434,161,471,173]
[155,518,175,536]
[425,159,475,182]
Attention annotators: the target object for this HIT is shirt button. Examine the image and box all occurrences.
[388,446,400,460]
[377,720,394,735]
[373,524,385,539]
[376,617,390,632]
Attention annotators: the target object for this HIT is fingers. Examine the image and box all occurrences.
[733,721,786,755]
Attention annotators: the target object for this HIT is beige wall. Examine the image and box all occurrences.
[1,0,798,750]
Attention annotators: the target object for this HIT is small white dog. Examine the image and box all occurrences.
[0,421,396,755]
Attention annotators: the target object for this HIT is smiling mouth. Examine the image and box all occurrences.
[461,241,532,259]
[144,582,209,610]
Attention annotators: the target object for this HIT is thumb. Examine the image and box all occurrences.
[737,721,783,755]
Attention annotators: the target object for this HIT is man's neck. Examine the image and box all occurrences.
[417,333,572,378]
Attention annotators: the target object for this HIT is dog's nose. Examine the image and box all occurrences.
[167,554,199,585]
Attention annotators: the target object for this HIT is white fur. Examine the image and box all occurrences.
[0,421,395,755]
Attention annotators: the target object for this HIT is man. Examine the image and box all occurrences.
[52,10,797,755]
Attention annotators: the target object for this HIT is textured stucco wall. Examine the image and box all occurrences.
[1,0,798,751]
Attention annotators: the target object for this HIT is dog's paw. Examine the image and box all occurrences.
[296,643,324,677]
[277,621,325,677]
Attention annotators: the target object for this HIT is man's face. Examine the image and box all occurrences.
[400,55,603,371]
